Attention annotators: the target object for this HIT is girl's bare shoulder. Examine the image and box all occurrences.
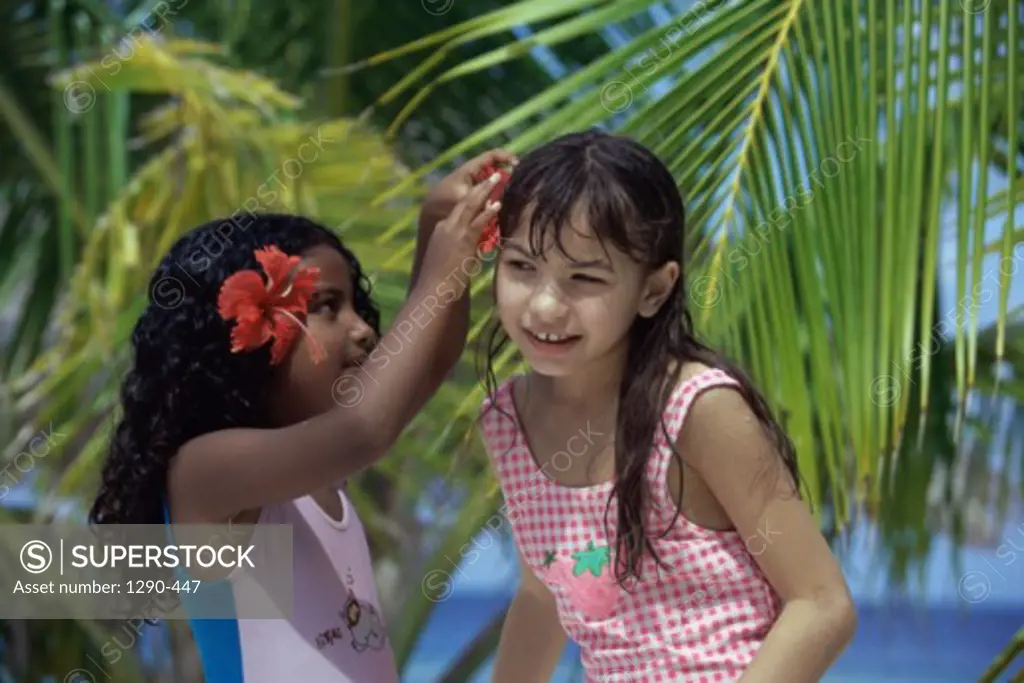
[668,360,716,387]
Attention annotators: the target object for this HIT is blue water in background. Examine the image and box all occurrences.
[407,596,1022,682]
[400,518,1024,681]
[5,479,1022,682]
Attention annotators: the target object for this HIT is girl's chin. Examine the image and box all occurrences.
[519,351,583,376]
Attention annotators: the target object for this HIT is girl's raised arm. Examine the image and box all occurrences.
[398,149,516,427]
[168,173,503,525]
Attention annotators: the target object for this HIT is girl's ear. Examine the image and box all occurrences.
[638,261,680,318]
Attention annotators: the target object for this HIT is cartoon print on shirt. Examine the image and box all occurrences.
[313,568,387,652]
[343,585,386,652]
[571,541,610,576]
[539,542,623,621]
[315,626,345,650]
[541,550,557,568]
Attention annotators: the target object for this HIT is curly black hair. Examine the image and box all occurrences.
[89,214,380,528]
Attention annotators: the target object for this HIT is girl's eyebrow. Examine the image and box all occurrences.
[315,285,348,300]
[568,258,614,272]
[505,242,613,271]
[504,243,535,258]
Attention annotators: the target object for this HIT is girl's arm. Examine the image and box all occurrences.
[492,549,567,683]
[676,387,857,683]
[168,175,503,524]
[401,149,516,426]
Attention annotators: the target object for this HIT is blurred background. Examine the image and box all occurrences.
[0,0,1022,680]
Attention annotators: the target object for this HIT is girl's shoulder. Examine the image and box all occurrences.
[662,362,743,425]
[476,374,521,420]
[667,361,738,394]
[476,374,526,461]
[672,361,717,385]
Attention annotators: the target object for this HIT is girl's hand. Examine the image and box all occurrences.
[421,148,519,226]
[419,172,503,292]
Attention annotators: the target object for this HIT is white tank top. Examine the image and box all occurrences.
[174,489,400,683]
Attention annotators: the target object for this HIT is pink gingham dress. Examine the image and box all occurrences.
[479,368,781,682]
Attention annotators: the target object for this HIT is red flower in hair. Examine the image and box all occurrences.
[471,162,511,254]
[217,245,325,365]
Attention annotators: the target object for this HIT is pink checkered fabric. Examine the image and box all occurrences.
[479,368,781,682]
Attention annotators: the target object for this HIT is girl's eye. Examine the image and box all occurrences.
[572,274,607,284]
[310,296,341,315]
[505,259,535,271]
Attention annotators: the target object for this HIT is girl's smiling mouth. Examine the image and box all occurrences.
[524,328,583,354]
[341,354,369,373]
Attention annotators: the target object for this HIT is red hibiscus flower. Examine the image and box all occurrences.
[478,225,502,253]
[471,162,511,254]
[217,245,325,365]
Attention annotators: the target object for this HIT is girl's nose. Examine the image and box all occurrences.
[350,318,376,351]
[528,282,568,321]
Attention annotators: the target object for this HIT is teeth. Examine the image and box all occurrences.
[535,332,570,342]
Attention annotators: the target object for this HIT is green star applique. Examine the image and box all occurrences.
[570,541,610,577]
[542,551,557,568]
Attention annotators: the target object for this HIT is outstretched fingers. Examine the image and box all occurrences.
[440,170,501,236]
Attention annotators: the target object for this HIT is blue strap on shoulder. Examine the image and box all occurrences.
[161,497,244,683]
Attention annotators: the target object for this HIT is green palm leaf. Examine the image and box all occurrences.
[2,1,1022,681]
[1,29,425,682]
[357,2,1023,676]
[366,0,1023,529]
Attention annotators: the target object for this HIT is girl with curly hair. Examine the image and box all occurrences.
[88,149,515,682]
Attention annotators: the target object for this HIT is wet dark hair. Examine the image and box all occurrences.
[480,130,800,587]
[89,214,379,527]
